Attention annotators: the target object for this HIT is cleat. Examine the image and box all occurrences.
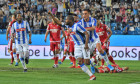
[58,61,62,64]
[9,63,13,65]
[69,65,76,68]
[90,66,95,74]
[15,62,18,66]
[76,65,81,68]
[24,69,27,72]
[25,57,29,64]
[52,64,58,68]
[70,62,73,65]
[107,64,114,71]
[89,75,96,80]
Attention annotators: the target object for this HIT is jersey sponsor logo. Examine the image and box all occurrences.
[50,29,58,33]
[16,28,26,32]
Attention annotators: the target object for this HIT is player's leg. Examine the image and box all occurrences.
[76,45,96,80]
[17,44,27,72]
[61,45,68,63]
[8,39,14,64]
[53,42,60,68]
[23,44,29,64]
[96,42,114,71]
[12,43,18,66]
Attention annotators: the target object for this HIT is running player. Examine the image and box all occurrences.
[6,14,19,66]
[44,18,66,68]
[78,9,114,73]
[11,12,32,72]
[95,19,116,69]
[48,11,96,80]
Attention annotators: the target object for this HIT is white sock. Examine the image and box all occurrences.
[13,52,18,63]
[90,59,94,67]
[20,58,27,69]
[101,51,110,65]
[80,63,93,76]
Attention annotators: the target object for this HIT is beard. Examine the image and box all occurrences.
[17,19,22,23]
[65,21,71,26]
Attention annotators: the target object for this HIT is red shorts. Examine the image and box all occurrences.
[8,38,13,51]
[50,42,60,51]
[101,41,110,51]
[64,44,69,52]
[69,41,74,53]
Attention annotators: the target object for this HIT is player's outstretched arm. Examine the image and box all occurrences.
[62,29,67,43]
[48,11,62,26]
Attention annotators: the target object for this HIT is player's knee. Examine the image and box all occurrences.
[55,50,59,54]
[13,49,16,53]
[78,59,84,65]
[85,60,90,65]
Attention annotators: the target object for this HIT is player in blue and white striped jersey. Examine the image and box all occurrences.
[11,12,32,72]
[78,9,114,73]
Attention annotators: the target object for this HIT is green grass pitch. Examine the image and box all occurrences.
[0,59,140,84]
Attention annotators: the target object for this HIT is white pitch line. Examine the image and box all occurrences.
[129,82,140,84]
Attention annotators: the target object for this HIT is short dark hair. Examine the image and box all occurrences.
[67,15,74,21]
[83,9,91,13]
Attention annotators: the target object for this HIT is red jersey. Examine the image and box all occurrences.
[95,23,110,43]
[65,31,70,43]
[8,20,16,37]
[47,22,62,42]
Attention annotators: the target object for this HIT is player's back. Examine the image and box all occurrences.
[48,22,62,42]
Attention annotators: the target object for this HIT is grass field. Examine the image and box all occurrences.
[0,59,140,84]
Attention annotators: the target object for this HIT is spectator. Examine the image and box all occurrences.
[134,15,139,27]
[40,16,47,34]
[120,5,126,15]
[116,12,122,29]
[57,1,63,17]
[10,6,16,14]
[52,3,57,16]
[133,6,138,15]
[104,10,111,28]
[122,14,127,28]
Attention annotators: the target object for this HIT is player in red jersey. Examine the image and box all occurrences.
[45,18,66,68]
[98,64,129,73]
[6,15,19,65]
[95,19,116,69]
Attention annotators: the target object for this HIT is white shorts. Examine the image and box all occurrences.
[89,38,101,54]
[74,44,90,59]
[16,44,29,53]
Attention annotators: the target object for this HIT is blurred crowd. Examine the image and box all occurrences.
[0,0,139,34]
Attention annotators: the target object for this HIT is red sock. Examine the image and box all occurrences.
[61,56,66,62]
[72,57,76,66]
[10,51,14,63]
[101,59,105,66]
[69,56,73,62]
[108,56,116,64]
[17,54,19,60]
[54,57,58,65]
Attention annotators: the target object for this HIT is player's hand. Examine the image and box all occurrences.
[44,39,46,42]
[29,39,32,44]
[84,44,89,50]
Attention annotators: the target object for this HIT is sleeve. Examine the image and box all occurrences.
[47,24,50,31]
[105,25,110,31]
[92,18,97,26]
[26,21,31,32]
[9,22,12,27]
[77,24,86,33]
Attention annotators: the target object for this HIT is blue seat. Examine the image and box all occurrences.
[117,30,123,35]
[111,23,117,27]
[112,30,117,35]
[135,31,140,35]
[135,27,140,31]
[128,31,135,35]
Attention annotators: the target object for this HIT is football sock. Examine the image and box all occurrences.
[80,63,93,76]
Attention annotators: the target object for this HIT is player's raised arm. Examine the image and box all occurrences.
[48,11,62,26]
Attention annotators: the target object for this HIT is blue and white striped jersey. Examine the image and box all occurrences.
[69,23,86,45]
[11,20,31,44]
[78,17,99,43]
